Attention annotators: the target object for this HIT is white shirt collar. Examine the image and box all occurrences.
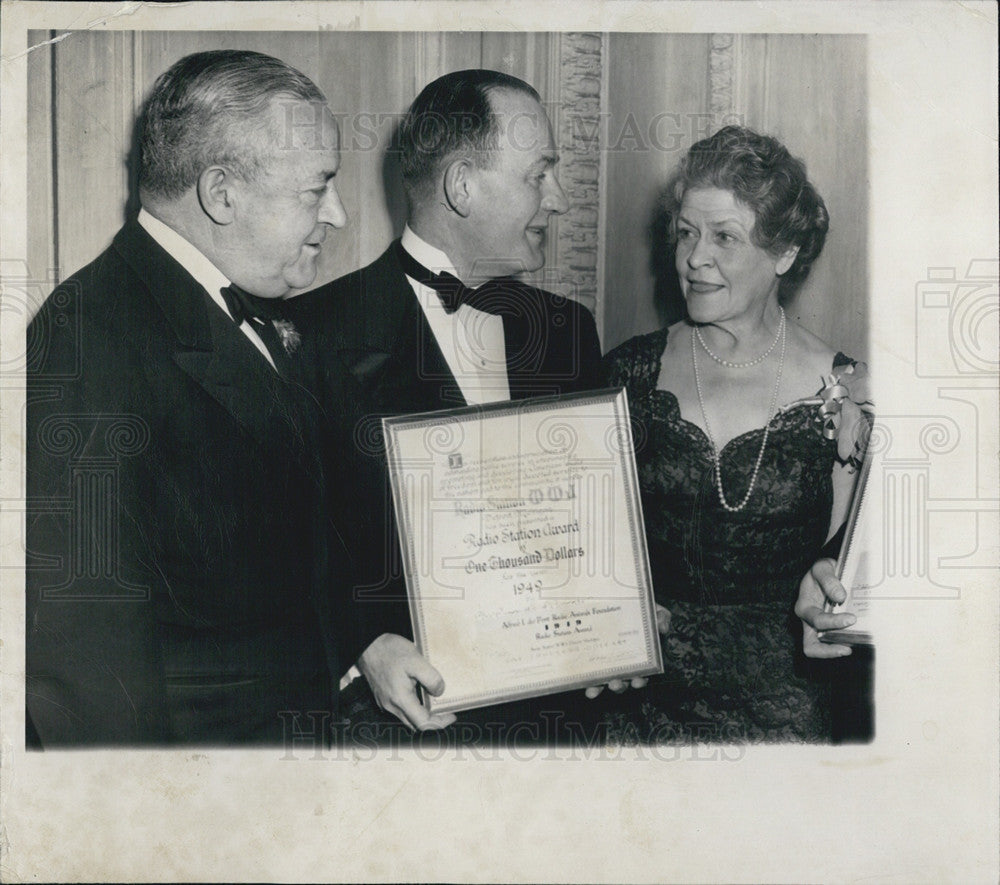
[138,208,231,299]
[400,225,461,280]
[398,225,509,405]
[137,209,277,369]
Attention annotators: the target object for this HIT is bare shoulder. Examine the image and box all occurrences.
[785,318,841,376]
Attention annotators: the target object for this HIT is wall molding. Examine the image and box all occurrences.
[709,33,735,120]
[553,31,602,312]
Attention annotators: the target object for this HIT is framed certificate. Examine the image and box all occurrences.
[382,388,663,714]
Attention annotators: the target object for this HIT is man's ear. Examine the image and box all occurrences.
[442,158,473,218]
[775,244,800,276]
[197,166,236,225]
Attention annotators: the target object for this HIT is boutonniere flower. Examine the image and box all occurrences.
[273,319,301,355]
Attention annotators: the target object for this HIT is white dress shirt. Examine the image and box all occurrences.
[335,230,514,689]
[400,226,510,405]
[138,208,277,370]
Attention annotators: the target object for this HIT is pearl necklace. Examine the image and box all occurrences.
[691,314,787,513]
[695,307,785,368]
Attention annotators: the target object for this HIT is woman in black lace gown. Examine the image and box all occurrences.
[603,127,871,742]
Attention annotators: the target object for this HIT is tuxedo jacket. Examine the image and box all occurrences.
[26,220,349,746]
[292,241,603,656]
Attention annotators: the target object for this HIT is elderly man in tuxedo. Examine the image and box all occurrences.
[295,69,656,739]
[26,50,350,745]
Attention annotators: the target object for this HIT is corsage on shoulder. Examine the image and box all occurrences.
[780,362,874,471]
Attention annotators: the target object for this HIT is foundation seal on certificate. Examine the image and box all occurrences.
[382,388,664,714]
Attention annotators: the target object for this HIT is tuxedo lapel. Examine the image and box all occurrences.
[113,220,214,350]
[113,220,319,475]
[173,309,319,471]
[495,281,586,401]
[326,243,577,412]
[493,280,552,401]
[342,243,465,412]
[500,297,531,398]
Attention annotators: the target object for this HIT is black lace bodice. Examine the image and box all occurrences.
[597,326,862,742]
[606,326,851,607]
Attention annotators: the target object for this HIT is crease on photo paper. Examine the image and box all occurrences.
[3,2,155,61]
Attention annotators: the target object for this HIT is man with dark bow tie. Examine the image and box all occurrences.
[294,69,655,739]
[26,50,351,745]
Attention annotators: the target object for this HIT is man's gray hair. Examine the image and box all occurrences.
[138,49,326,201]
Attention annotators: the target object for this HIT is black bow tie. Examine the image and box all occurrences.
[220,284,297,379]
[220,284,288,327]
[395,241,520,315]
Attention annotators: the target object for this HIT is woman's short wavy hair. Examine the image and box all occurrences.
[664,125,829,303]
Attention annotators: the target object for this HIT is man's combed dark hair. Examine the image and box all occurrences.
[664,125,830,303]
[138,49,326,201]
[398,69,541,198]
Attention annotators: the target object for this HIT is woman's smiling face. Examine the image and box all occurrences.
[675,186,796,326]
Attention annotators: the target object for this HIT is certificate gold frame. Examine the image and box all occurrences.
[383,388,663,714]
